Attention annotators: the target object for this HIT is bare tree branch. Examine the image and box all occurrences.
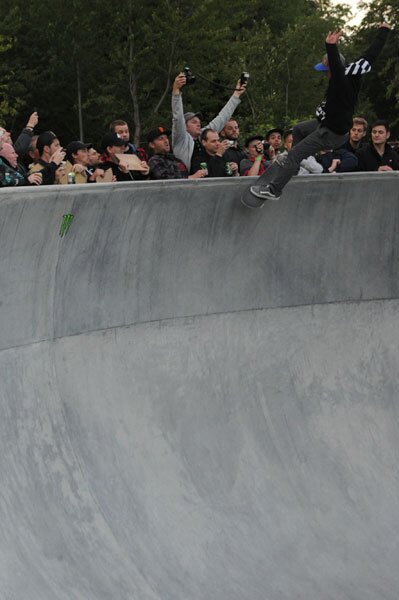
[128,26,141,145]
[153,39,177,114]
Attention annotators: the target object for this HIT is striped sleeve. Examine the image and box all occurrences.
[345,58,372,76]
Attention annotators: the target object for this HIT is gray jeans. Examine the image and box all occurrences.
[270,119,348,195]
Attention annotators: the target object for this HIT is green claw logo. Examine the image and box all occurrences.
[59,214,74,237]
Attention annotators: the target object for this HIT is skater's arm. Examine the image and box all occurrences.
[361,23,391,65]
[325,30,345,83]
[344,24,391,77]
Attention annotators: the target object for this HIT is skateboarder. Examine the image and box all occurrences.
[247,22,391,204]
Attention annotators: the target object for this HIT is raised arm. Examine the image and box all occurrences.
[325,29,346,83]
[171,73,188,145]
[14,111,39,158]
[361,23,391,65]
[206,78,246,133]
[345,23,391,76]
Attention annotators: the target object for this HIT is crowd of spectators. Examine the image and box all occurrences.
[0,71,398,188]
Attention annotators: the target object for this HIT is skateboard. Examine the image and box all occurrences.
[240,161,280,209]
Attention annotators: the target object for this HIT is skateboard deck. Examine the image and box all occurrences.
[240,161,279,209]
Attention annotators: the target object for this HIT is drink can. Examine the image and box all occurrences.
[225,162,232,176]
[67,172,76,184]
[200,162,207,170]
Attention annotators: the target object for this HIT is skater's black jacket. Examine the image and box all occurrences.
[321,27,390,135]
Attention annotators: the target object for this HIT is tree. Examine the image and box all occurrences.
[1,0,393,147]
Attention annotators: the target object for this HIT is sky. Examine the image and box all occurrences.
[330,0,370,26]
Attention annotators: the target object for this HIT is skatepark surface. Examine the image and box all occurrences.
[1,173,399,599]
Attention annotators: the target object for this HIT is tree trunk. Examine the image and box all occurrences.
[128,33,141,146]
[285,58,290,128]
[153,40,176,114]
[76,61,84,141]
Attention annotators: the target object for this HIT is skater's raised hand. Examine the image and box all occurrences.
[325,29,343,44]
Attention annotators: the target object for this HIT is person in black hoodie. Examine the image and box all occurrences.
[249,22,391,201]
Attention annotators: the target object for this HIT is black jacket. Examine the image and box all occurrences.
[340,139,365,154]
[224,145,247,165]
[0,158,29,186]
[190,149,234,178]
[317,148,358,172]
[100,159,148,181]
[14,127,34,159]
[319,28,390,135]
[149,153,188,180]
[30,158,59,185]
[356,143,399,171]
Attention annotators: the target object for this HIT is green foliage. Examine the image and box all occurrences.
[0,0,396,147]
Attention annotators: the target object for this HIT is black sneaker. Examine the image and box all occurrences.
[250,185,281,201]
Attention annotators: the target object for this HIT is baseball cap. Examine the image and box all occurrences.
[146,126,171,143]
[245,135,263,147]
[265,128,283,139]
[65,141,90,163]
[37,131,58,154]
[101,132,127,153]
[184,112,203,123]
[314,52,346,71]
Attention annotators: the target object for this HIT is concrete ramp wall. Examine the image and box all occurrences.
[1,175,399,599]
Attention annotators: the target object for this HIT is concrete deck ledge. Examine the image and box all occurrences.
[1,173,399,349]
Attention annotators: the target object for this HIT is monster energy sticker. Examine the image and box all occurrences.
[59,214,74,237]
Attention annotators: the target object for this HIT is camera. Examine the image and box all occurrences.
[240,72,250,86]
[184,66,196,86]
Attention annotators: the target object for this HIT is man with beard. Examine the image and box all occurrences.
[219,119,246,165]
